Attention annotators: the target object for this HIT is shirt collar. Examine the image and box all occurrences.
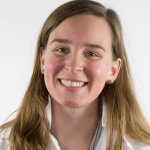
[46,95,52,128]
[40,97,136,150]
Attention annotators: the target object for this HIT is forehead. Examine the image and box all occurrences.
[48,15,112,49]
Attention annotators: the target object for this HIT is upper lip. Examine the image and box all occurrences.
[59,78,88,83]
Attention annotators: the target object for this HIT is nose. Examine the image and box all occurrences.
[64,55,83,72]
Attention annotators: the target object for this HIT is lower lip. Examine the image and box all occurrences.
[58,80,87,91]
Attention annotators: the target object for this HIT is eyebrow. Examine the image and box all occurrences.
[50,38,106,52]
[50,38,71,44]
[84,43,106,52]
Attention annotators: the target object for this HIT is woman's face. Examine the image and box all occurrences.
[41,15,121,108]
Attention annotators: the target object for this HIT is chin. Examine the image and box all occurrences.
[60,99,85,108]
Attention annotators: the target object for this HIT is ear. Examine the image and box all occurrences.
[106,58,121,82]
[40,47,45,68]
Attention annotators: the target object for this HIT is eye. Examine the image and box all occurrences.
[54,47,69,55]
[84,51,100,59]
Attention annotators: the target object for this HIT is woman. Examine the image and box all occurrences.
[0,0,150,149]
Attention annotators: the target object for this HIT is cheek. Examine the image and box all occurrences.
[89,62,111,81]
[44,56,64,92]
[44,55,63,75]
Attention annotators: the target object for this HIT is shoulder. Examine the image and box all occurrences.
[95,126,150,150]
[0,128,11,150]
[125,137,150,150]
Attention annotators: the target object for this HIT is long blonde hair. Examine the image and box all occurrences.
[1,0,150,150]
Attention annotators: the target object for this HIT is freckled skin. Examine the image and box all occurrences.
[41,15,120,108]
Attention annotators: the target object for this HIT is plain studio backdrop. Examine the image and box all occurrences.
[0,0,150,125]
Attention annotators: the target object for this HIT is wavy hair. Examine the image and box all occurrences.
[1,0,150,149]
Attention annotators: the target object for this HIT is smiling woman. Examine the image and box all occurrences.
[41,15,119,109]
[0,0,150,150]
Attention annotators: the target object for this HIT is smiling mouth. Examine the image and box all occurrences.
[59,79,88,87]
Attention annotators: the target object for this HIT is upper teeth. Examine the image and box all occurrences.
[61,79,85,87]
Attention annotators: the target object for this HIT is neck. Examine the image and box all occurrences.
[50,98,100,150]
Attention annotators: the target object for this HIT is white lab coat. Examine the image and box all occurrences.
[1,99,150,150]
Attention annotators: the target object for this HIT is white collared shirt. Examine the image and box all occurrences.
[0,99,150,150]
